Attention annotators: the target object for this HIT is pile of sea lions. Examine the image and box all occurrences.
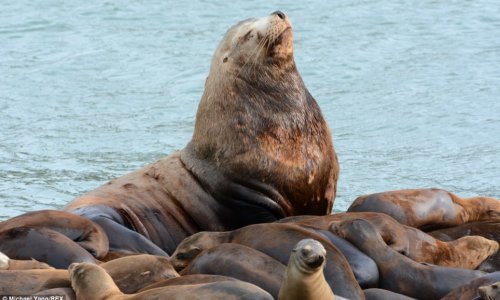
[0,10,498,300]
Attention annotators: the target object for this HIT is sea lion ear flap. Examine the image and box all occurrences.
[190,246,202,253]
[68,262,85,278]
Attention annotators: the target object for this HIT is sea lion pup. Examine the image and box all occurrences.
[282,212,498,269]
[347,188,500,229]
[171,223,364,300]
[60,10,338,257]
[331,219,486,300]
[478,282,500,300]
[440,271,500,300]
[0,251,53,270]
[180,243,285,298]
[0,210,108,258]
[428,221,500,272]
[0,227,98,269]
[278,239,335,300]
[69,262,274,300]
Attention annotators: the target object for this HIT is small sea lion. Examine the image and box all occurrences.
[0,227,97,269]
[171,222,364,300]
[0,210,108,258]
[301,227,378,288]
[440,271,500,300]
[284,212,498,269]
[278,239,335,300]
[347,188,500,229]
[69,262,274,299]
[428,221,500,272]
[478,282,500,300]
[331,218,486,299]
[181,243,285,298]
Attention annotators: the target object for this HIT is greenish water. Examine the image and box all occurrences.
[1,0,499,220]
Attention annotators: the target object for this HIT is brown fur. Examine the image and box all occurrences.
[428,221,500,272]
[70,262,274,300]
[180,243,285,298]
[347,188,500,229]
[283,212,498,269]
[171,222,364,300]
[331,219,486,300]
[0,210,108,258]
[0,254,178,295]
[53,11,338,258]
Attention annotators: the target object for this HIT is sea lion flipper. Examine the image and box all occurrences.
[89,216,168,257]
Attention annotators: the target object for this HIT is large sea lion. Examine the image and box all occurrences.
[181,243,285,298]
[57,10,338,257]
[331,219,486,300]
[69,262,274,300]
[347,188,500,230]
[282,212,498,269]
[0,210,108,258]
[171,222,364,300]
[278,239,335,300]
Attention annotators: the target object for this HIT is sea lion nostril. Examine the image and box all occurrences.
[272,10,286,20]
[307,255,325,268]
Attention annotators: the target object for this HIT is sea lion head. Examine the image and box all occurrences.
[291,239,327,274]
[170,231,228,271]
[184,11,337,222]
[69,262,121,298]
[478,282,500,300]
[210,10,294,77]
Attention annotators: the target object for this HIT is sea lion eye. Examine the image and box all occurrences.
[223,57,228,63]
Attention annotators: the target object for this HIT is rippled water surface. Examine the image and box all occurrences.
[1,0,499,220]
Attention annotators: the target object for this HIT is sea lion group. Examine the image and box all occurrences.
[1,10,499,300]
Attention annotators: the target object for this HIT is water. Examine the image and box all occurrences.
[1,0,499,220]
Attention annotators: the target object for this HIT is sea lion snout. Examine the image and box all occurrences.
[305,254,325,269]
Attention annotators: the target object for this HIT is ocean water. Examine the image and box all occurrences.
[1,0,499,220]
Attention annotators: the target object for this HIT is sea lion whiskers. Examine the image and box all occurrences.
[235,29,270,79]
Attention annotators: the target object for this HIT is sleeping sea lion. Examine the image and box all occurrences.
[347,188,500,230]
